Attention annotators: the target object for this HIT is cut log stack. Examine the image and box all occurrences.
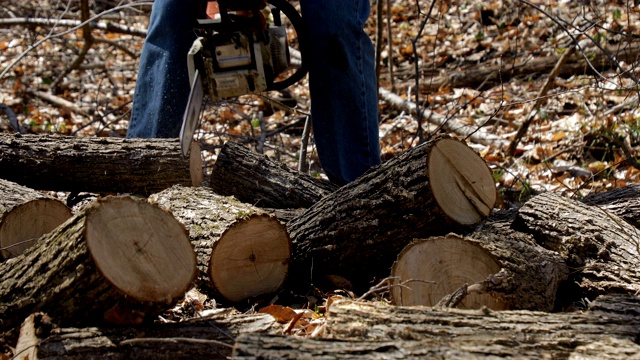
[3,133,640,359]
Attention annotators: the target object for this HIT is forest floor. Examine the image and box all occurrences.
[1,0,640,207]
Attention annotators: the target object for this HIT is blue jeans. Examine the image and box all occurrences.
[127,0,381,185]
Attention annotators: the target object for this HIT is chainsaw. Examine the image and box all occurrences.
[180,0,308,156]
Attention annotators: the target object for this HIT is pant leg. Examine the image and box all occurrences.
[300,0,381,185]
[127,0,200,138]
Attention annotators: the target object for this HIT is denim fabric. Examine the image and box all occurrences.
[127,0,199,138]
[127,0,381,185]
[299,0,381,185]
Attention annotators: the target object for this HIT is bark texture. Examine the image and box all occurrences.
[149,185,291,303]
[515,192,640,297]
[582,184,640,229]
[209,141,338,208]
[0,134,202,195]
[0,179,72,259]
[13,310,281,360]
[0,196,197,336]
[233,295,640,359]
[287,135,496,289]
[467,214,570,311]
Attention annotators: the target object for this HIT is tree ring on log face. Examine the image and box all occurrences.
[210,215,290,303]
[0,199,72,259]
[85,196,197,302]
[428,138,496,225]
[391,236,506,310]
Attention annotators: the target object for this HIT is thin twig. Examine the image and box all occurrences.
[0,2,153,80]
[298,115,311,173]
[386,0,395,92]
[0,17,148,37]
[507,43,577,157]
[119,337,234,348]
[411,0,438,142]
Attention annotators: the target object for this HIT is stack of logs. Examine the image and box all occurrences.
[2,133,640,359]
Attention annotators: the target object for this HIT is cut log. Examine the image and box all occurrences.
[0,196,197,335]
[12,310,281,360]
[233,294,640,359]
[391,235,506,310]
[0,179,72,259]
[287,135,496,289]
[391,226,569,311]
[149,185,291,303]
[582,184,640,229]
[0,134,203,195]
[515,191,640,297]
[209,141,338,208]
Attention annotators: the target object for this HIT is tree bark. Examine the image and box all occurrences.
[232,295,640,359]
[287,135,497,290]
[312,295,640,359]
[12,310,282,360]
[0,134,203,195]
[515,191,640,297]
[209,141,338,209]
[582,184,640,229]
[391,230,569,311]
[149,185,291,303]
[0,179,72,259]
[0,196,197,336]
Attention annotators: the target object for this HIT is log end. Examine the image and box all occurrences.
[0,198,72,259]
[85,196,197,303]
[428,138,496,225]
[391,235,507,310]
[209,214,291,303]
[189,141,204,187]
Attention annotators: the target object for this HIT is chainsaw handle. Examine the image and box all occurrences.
[265,0,309,91]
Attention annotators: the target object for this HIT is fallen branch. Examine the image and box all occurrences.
[0,16,148,37]
[379,87,507,147]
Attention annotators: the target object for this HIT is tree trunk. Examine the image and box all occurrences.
[287,135,497,290]
[390,230,569,311]
[13,310,282,360]
[209,141,338,209]
[0,179,72,259]
[0,134,203,195]
[149,185,291,303]
[0,196,197,336]
[515,191,640,297]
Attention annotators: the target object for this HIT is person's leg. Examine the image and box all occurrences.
[127,0,200,138]
[300,0,381,185]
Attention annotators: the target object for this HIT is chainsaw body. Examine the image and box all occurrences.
[180,0,307,155]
